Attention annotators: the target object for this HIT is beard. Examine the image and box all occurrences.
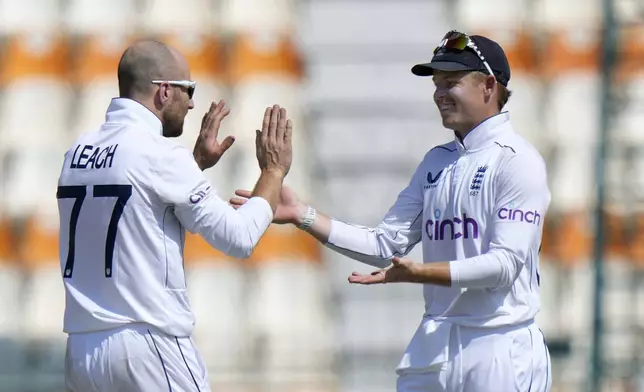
[161,114,184,138]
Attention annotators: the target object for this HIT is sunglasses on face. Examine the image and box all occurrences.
[434,30,496,79]
[151,80,196,99]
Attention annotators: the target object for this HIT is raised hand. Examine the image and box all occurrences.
[193,100,236,170]
[255,105,292,177]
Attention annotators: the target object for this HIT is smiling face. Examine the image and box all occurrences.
[432,70,498,136]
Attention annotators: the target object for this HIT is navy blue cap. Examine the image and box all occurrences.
[412,35,511,86]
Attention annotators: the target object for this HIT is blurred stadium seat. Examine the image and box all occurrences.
[225,32,331,381]
[65,0,139,140]
[613,25,644,263]
[64,0,139,35]
[541,28,602,265]
[69,34,134,140]
[479,30,544,151]
[456,0,530,29]
[140,0,217,35]
[535,0,602,29]
[0,34,72,219]
[226,33,310,199]
[0,0,62,34]
[0,216,25,375]
[219,0,297,36]
[160,33,228,172]
[0,0,639,390]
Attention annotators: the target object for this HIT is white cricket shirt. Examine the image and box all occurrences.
[327,112,551,328]
[57,98,273,336]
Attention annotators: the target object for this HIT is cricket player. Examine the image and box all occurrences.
[231,31,552,391]
[57,40,293,391]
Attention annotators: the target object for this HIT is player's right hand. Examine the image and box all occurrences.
[255,105,293,178]
[193,100,235,170]
[230,185,305,225]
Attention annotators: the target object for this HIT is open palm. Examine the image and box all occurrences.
[230,185,304,225]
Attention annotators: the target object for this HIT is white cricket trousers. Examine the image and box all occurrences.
[397,321,552,392]
[65,323,211,392]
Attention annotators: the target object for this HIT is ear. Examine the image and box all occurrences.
[158,83,172,104]
[485,75,496,95]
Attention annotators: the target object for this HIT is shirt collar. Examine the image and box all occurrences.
[454,112,511,154]
[105,98,163,135]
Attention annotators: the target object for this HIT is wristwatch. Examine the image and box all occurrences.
[298,205,317,230]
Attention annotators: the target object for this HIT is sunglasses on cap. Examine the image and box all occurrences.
[434,30,496,80]
[151,80,196,99]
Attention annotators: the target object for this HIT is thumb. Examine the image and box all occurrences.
[220,135,235,152]
[392,256,402,266]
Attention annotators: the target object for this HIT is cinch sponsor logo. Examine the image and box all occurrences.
[189,186,211,204]
[497,206,541,225]
[425,209,480,240]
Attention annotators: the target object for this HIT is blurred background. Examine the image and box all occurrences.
[0,0,642,391]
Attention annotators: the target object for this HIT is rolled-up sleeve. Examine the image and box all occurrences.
[450,152,551,288]
[153,145,273,259]
[326,162,425,268]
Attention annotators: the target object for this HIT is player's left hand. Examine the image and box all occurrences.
[193,100,236,170]
[348,256,416,285]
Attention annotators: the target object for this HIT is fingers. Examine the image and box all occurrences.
[201,100,227,137]
[276,107,287,142]
[210,100,229,138]
[235,189,253,198]
[261,107,271,134]
[219,135,235,153]
[268,104,280,141]
[229,197,248,207]
[200,102,216,134]
[348,274,381,285]
[285,119,293,144]
[347,271,385,285]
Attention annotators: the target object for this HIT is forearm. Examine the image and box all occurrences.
[449,250,518,289]
[391,253,516,288]
[185,196,273,259]
[392,262,452,286]
[388,252,515,288]
[293,209,396,269]
[294,207,331,243]
[251,170,286,215]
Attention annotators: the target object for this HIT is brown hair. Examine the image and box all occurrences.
[473,71,512,111]
[497,83,512,111]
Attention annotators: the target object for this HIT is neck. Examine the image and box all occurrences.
[453,109,501,140]
[121,95,163,121]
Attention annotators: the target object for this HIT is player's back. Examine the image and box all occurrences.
[57,99,194,337]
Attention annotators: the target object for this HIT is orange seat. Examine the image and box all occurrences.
[549,211,627,266]
[226,33,303,86]
[248,225,322,265]
[18,216,59,270]
[626,214,644,267]
[0,33,69,86]
[0,219,16,264]
[71,34,137,86]
[69,34,137,139]
[614,24,644,83]
[473,29,536,75]
[539,216,555,261]
[183,232,232,265]
[155,33,224,78]
[603,211,626,261]
[549,212,592,267]
[541,29,601,79]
